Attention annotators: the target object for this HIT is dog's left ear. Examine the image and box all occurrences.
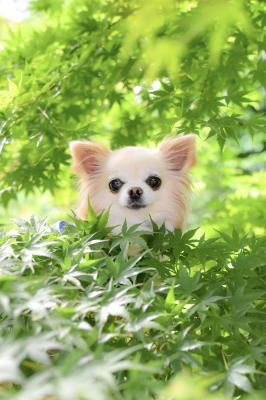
[69,141,110,177]
[159,135,196,172]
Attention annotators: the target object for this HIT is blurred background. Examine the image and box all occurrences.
[0,0,265,236]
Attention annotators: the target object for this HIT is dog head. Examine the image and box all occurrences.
[70,136,196,231]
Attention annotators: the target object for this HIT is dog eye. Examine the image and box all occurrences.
[109,178,124,193]
[146,176,161,190]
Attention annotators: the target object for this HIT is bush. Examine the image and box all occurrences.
[0,215,266,399]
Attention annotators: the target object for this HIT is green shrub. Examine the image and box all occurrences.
[0,216,265,399]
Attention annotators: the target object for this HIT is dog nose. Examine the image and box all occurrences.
[128,187,143,200]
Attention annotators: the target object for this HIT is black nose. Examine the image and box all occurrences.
[128,187,143,201]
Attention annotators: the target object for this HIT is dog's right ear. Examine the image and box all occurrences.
[69,141,110,176]
[159,135,196,172]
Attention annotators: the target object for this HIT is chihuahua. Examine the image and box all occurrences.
[70,135,196,233]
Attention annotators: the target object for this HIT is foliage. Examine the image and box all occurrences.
[0,215,266,399]
[0,1,265,398]
[0,0,265,205]
[191,137,266,236]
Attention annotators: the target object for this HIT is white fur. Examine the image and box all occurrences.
[70,136,196,233]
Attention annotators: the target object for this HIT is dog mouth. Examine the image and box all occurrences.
[126,202,147,210]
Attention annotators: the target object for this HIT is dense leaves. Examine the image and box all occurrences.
[0,1,265,398]
[0,0,265,204]
[0,216,266,399]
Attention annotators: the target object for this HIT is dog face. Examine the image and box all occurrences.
[70,136,196,231]
[104,147,165,210]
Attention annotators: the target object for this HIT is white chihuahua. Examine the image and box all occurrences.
[70,135,196,232]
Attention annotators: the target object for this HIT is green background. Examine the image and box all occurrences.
[0,1,265,399]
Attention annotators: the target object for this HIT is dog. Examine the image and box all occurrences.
[70,135,196,233]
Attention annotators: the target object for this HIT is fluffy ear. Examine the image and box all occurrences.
[70,141,109,176]
[159,135,196,172]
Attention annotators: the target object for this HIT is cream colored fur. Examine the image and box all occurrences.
[70,136,196,232]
